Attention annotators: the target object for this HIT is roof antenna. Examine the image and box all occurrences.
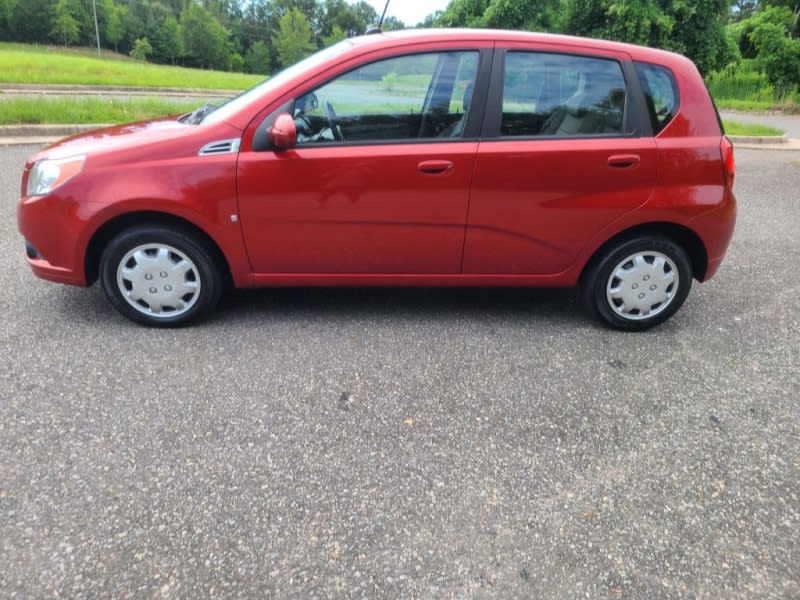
[378,0,390,28]
[367,0,390,34]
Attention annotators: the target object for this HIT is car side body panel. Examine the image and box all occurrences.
[16,28,737,328]
[237,142,479,274]
[463,137,659,275]
[19,122,254,287]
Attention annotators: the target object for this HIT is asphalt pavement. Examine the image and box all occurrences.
[720,110,800,139]
[1,144,798,597]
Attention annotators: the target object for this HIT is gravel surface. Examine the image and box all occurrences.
[1,144,798,598]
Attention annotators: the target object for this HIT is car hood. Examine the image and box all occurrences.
[30,116,242,164]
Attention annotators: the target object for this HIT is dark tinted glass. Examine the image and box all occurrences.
[634,62,679,134]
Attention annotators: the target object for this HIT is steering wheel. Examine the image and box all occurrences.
[325,101,344,141]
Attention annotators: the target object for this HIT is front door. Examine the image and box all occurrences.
[237,50,482,275]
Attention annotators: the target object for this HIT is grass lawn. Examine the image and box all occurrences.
[722,119,784,136]
[0,96,199,125]
[0,42,263,90]
[714,97,800,113]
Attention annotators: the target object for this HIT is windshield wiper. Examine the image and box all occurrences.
[181,103,216,125]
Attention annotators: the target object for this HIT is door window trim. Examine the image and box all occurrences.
[254,47,493,151]
[481,48,648,141]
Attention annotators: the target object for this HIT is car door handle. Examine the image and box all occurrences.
[418,160,454,174]
[608,154,641,169]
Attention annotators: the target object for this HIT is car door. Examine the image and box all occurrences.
[463,48,658,275]
[237,49,485,275]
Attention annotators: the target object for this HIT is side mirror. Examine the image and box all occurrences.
[269,113,297,150]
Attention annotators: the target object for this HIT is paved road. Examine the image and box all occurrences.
[1,144,798,597]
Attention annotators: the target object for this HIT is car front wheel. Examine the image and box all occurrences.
[99,225,223,327]
[582,236,692,330]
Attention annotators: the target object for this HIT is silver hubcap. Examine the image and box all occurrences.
[116,244,201,318]
[606,251,678,321]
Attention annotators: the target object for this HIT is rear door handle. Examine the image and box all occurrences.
[418,160,454,174]
[608,154,641,169]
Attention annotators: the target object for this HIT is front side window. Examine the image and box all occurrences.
[293,51,479,144]
[501,52,628,137]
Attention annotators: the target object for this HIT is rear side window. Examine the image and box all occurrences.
[500,52,628,137]
[634,62,679,134]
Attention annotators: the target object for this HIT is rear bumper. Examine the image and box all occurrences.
[690,187,737,282]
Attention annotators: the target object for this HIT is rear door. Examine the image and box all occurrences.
[463,47,658,275]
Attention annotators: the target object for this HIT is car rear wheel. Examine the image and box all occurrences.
[582,236,692,330]
[100,225,223,327]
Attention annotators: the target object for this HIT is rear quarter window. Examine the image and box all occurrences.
[634,62,679,134]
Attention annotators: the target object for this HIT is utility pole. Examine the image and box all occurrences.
[92,0,101,56]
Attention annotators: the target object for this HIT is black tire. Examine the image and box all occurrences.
[99,225,223,327]
[581,236,692,331]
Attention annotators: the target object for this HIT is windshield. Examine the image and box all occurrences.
[201,40,355,126]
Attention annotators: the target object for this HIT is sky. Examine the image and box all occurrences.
[356,0,452,27]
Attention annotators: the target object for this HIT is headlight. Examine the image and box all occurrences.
[27,155,86,196]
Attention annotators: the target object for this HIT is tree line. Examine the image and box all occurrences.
[0,0,404,73]
[0,0,798,93]
[431,0,799,90]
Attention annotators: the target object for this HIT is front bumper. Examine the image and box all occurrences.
[24,250,85,286]
[18,191,90,287]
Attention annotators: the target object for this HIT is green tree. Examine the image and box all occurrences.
[130,35,152,60]
[743,6,800,91]
[153,14,181,62]
[271,7,316,67]
[565,0,673,46]
[50,0,80,45]
[564,0,729,74]
[0,0,17,39]
[316,0,375,42]
[10,0,55,42]
[482,0,560,30]
[728,5,796,58]
[381,15,405,30]
[435,0,491,27]
[349,0,377,28]
[761,0,800,36]
[244,39,270,73]
[669,0,731,74]
[180,1,230,69]
[74,0,100,46]
[322,23,346,46]
[104,3,125,52]
[751,23,800,90]
[121,0,153,53]
[435,0,559,31]
[731,0,759,20]
[229,50,243,71]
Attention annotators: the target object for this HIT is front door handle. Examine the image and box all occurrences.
[608,154,641,169]
[418,160,454,174]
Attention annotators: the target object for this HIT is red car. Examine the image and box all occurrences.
[18,29,736,329]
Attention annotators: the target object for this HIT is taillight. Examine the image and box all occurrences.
[721,136,735,189]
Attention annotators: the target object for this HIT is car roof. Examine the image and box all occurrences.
[349,28,690,68]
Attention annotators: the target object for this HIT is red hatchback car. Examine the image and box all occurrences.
[18,29,736,329]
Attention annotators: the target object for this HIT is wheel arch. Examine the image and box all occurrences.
[580,222,708,285]
[84,211,233,287]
